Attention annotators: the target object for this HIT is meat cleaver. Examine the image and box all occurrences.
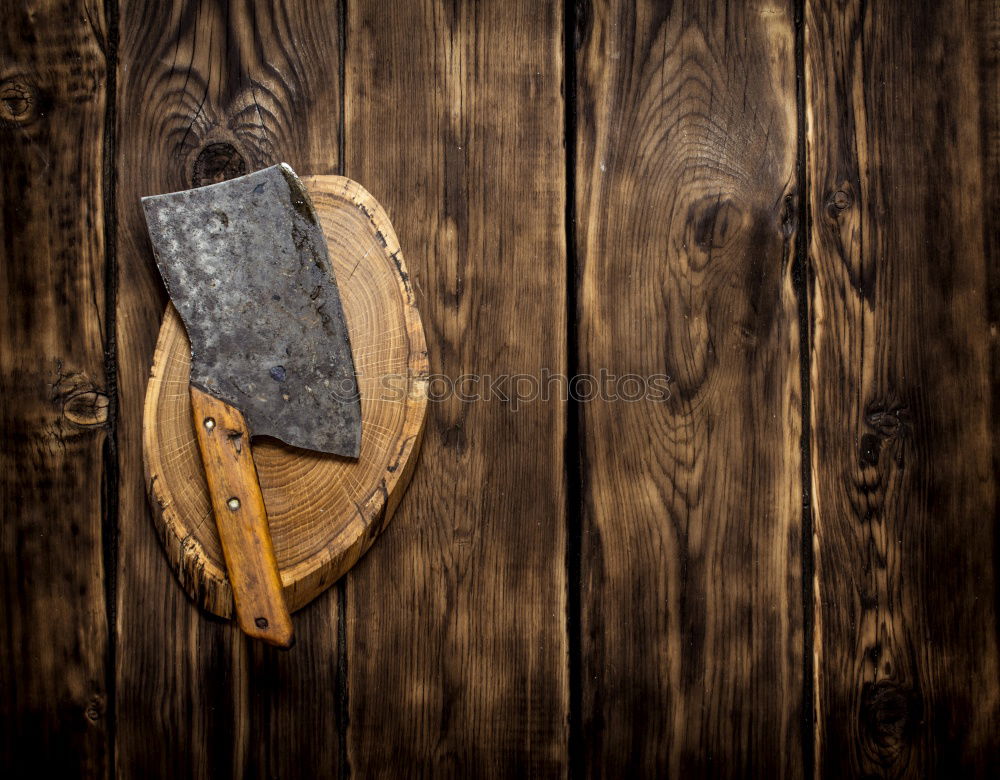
[142,164,361,647]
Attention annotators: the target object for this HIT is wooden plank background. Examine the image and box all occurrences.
[1,0,997,777]
[806,0,1000,774]
[575,1,803,774]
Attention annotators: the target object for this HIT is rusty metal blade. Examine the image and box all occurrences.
[142,164,361,458]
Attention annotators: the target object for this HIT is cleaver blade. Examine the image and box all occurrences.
[142,163,361,458]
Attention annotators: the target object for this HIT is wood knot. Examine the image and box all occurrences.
[84,695,105,723]
[192,142,247,187]
[859,432,881,467]
[63,391,110,427]
[863,400,912,469]
[826,187,854,218]
[50,364,108,427]
[780,192,798,239]
[860,680,921,765]
[689,196,743,253]
[865,402,911,437]
[0,77,40,127]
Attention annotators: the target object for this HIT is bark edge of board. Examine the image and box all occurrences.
[143,174,429,617]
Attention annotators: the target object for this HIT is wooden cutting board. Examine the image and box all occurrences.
[143,175,428,618]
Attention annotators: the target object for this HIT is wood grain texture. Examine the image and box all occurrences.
[114,1,345,776]
[806,0,1000,775]
[4,0,999,774]
[144,176,428,619]
[575,1,804,774]
[343,0,569,774]
[0,0,111,775]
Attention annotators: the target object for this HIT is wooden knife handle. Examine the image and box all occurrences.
[189,385,294,648]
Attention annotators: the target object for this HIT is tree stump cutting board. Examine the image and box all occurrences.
[143,175,428,618]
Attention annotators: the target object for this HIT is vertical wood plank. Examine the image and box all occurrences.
[0,0,112,775]
[806,0,1000,775]
[575,0,804,774]
[343,1,569,774]
[114,1,344,775]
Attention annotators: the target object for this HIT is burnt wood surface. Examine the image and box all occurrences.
[806,0,1000,775]
[1,0,998,777]
[113,1,345,777]
[575,1,804,774]
[342,1,569,775]
[1,1,112,776]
